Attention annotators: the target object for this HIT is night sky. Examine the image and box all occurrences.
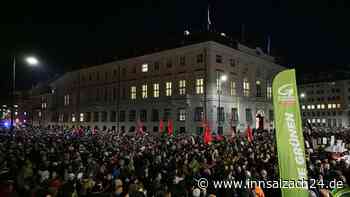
[1,0,350,99]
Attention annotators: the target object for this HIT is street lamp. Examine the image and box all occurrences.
[11,56,40,131]
[218,74,227,134]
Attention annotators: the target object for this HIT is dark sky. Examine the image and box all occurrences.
[1,0,350,99]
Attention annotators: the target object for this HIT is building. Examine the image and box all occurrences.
[299,79,350,128]
[34,32,285,135]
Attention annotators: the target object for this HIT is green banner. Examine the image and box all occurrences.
[272,69,308,197]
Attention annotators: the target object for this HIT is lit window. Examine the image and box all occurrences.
[322,119,326,123]
[142,63,148,72]
[311,105,315,109]
[267,85,272,99]
[38,111,42,117]
[256,80,262,97]
[130,86,137,100]
[80,113,84,122]
[317,119,321,123]
[166,82,172,96]
[72,113,76,122]
[15,112,18,116]
[14,105,18,108]
[302,105,305,109]
[153,83,159,98]
[312,119,315,123]
[337,104,341,108]
[317,104,320,109]
[243,78,250,97]
[179,109,186,121]
[307,105,311,109]
[321,104,325,109]
[142,84,148,99]
[64,94,70,106]
[24,112,27,116]
[179,80,186,95]
[230,81,236,96]
[328,104,332,109]
[196,78,204,94]
[332,104,336,109]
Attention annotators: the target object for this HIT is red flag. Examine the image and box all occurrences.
[159,119,164,134]
[246,125,253,142]
[167,119,173,136]
[203,121,212,144]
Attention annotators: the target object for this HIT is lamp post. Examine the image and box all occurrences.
[218,74,227,134]
[11,56,39,131]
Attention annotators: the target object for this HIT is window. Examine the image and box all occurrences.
[141,63,148,72]
[256,80,262,97]
[72,113,76,122]
[178,108,186,121]
[64,94,70,106]
[113,69,117,77]
[41,102,47,109]
[140,110,147,121]
[122,68,126,76]
[142,84,148,99]
[194,107,204,121]
[130,86,137,100]
[122,87,126,99]
[230,81,236,96]
[216,55,223,63]
[94,112,99,122]
[153,83,160,98]
[105,72,108,80]
[104,87,108,102]
[112,87,116,101]
[267,85,272,99]
[311,105,315,109]
[231,108,238,121]
[79,113,84,122]
[166,82,172,96]
[302,105,305,110]
[243,79,250,97]
[217,107,225,121]
[151,109,159,122]
[96,71,100,80]
[328,104,332,109]
[132,66,136,73]
[230,59,236,67]
[180,56,186,66]
[166,59,172,68]
[317,104,320,109]
[337,104,341,108]
[102,111,107,122]
[332,104,336,109]
[197,54,204,63]
[245,108,252,122]
[85,112,91,122]
[110,111,117,122]
[196,78,204,94]
[154,62,159,71]
[164,108,171,121]
[119,111,126,122]
[96,88,100,101]
[179,80,186,95]
[321,104,325,109]
[129,110,136,122]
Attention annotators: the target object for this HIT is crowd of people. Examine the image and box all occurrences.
[0,126,348,197]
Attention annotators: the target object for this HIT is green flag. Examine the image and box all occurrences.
[272,69,308,197]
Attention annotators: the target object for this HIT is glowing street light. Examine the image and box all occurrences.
[25,56,39,66]
[10,55,40,131]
